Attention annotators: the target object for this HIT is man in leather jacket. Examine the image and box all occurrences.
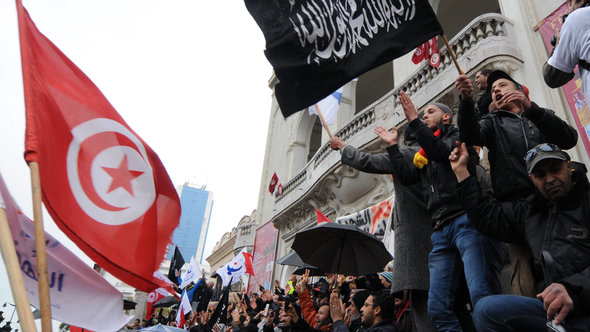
[450,143,590,331]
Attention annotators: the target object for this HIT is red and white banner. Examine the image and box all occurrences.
[16,0,180,292]
[335,196,393,240]
[247,221,278,294]
[0,171,131,331]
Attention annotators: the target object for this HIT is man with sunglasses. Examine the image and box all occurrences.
[455,69,578,297]
[543,0,590,101]
[450,142,590,331]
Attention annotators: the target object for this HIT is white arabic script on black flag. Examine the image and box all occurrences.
[245,0,443,117]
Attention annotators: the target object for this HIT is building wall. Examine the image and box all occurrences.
[166,184,214,263]
[254,0,589,287]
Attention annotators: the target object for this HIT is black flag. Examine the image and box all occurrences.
[208,278,232,327]
[245,0,443,117]
[168,246,185,285]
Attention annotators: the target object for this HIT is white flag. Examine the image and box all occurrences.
[179,256,202,289]
[308,86,344,125]
[176,290,192,327]
[216,248,253,287]
[0,172,131,331]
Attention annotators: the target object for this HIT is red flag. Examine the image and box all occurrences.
[428,37,440,68]
[411,44,424,64]
[146,288,168,320]
[243,251,255,276]
[70,327,94,332]
[268,172,279,194]
[411,37,440,68]
[17,0,180,292]
[276,183,284,196]
[316,209,331,224]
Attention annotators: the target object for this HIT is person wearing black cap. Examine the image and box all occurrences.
[329,122,435,331]
[375,91,501,332]
[455,70,578,297]
[456,70,578,202]
[450,142,590,331]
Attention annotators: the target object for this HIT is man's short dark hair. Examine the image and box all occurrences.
[372,290,396,321]
[478,68,492,76]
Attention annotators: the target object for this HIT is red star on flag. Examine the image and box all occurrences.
[102,155,144,195]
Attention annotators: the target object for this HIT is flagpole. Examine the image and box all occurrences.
[313,104,333,138]
[29,162,52,332]
[0,208,38,332]
[441,34,464,75]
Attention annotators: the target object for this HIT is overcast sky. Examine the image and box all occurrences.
[0,0,272,327]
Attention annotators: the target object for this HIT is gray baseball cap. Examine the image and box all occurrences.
[525,143,570,174]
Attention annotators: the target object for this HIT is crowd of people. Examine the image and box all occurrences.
[122,1,590,331]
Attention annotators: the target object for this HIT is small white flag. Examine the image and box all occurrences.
[176,290,192,327]
[179,256,202,289]
[308,86,344,125]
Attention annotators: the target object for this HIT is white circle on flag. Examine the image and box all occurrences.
[67,118,156,225]
[430,53,440,67]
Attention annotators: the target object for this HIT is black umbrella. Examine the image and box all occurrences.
[291,222,392,276]
[276,251,318,270]
[152,295,179,308]
[292,266,325,276]
[124,299,137,310]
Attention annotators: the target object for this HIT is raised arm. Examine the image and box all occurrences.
[375,126,421,185]
[449,143,527,243]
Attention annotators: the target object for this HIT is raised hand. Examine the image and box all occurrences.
[399,91,419,122]
[375,126,398,146]
[449,142,470,182]
[329,136,346,150]
[455,74,473,99]
[329,289,345,322]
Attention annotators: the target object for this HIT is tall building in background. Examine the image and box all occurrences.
[167,183,214,263]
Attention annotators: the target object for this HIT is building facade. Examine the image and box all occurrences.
[167,183,214,263]
[253,0,590,285]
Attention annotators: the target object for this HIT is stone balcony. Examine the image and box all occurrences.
[272,13,521,234]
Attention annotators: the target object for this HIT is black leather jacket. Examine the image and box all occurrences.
[458,97,578,201]
[387,119,478,228]
[457,163,590,316]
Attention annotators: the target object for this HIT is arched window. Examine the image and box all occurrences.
[307,117,322,162]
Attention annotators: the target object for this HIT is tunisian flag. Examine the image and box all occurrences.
[17,0,180,292]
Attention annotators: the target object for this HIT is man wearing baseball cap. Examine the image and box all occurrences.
[455,69,578,297]
[450,142,590,331]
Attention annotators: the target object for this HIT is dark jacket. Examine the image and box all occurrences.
[458,97,578,201]
[475,90,492,120]
[457,163,590,316]
[387,119,478,228]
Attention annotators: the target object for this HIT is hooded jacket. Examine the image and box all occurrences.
[458,97,578,201]
[457,162,590,316]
